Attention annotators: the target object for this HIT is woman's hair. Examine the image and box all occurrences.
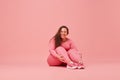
[54,25,69,48]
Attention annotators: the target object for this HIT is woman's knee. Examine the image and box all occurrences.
[55,46,65,51]
[68,49,77,53]
[68,49,80,55]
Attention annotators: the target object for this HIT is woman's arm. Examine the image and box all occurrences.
[48,38,58,58]
[69,39,83,63]
[49,38,65,62]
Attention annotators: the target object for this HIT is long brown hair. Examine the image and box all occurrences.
[54,26,69,48]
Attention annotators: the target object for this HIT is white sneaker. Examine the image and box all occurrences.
[66,62,77,69]
[77,64,85,69]
[67,65,77,69]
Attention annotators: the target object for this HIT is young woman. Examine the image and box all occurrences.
[47,26,85,69]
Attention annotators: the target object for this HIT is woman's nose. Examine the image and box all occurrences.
[61,32,64,34]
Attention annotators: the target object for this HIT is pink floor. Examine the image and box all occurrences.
[0,62,120,80]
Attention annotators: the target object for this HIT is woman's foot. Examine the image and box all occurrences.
[67,62,77,69]
[77,63,85,69]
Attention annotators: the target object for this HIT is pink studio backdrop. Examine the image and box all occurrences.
[0,0,120,65]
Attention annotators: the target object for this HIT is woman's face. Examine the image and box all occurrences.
[60,28,68,39]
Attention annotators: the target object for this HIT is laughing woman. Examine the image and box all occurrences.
[47,26,85,69]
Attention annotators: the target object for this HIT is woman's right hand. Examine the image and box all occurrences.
[57,54,65,62]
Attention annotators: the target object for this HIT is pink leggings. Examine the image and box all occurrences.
[47,46,82,66]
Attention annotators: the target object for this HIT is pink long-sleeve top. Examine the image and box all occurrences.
[49,38,79,58]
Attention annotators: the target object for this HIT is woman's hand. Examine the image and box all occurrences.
[57,54,65,62]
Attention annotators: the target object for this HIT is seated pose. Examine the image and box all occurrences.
[47,26,85,69]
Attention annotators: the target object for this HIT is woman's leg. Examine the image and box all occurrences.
[47,54,62,66]
[68,49,85,69]
[68,49,83,63]
[55,46,72,64]
[55,46,77,69]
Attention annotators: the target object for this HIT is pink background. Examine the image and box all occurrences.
[0,0,120,80]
